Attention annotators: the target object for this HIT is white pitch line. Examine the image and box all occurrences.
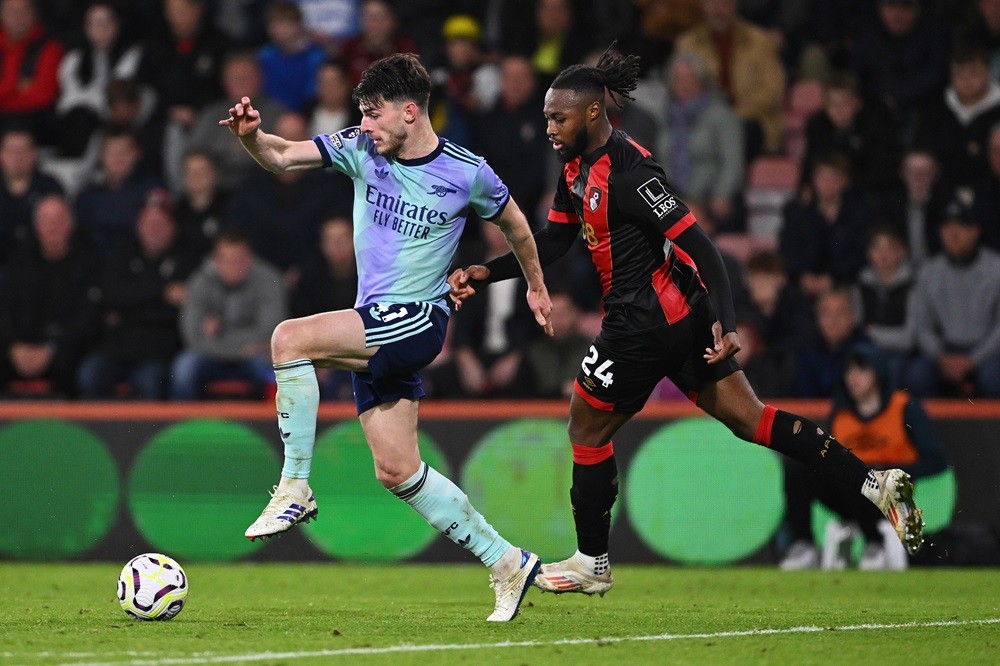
[52,617,1000,666]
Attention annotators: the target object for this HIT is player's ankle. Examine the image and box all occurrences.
[277,476,309,493]
[489,545,522,579]
[574,550,610,576]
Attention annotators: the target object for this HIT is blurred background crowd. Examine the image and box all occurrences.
[1,0,999,403]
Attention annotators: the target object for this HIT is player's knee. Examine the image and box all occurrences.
[567,421,601,447]
[270,319,302,363]
[373,461,407,489]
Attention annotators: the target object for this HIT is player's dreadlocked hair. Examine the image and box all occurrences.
[352,53,431,111]
[550,43,641,109]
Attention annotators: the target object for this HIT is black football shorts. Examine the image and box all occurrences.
[573,294,741,413]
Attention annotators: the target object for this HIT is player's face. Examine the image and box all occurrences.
[544,88,590,162]
[359,100,409,158]
[844,362,878,403]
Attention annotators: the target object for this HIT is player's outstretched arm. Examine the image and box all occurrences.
[219,96,323,172]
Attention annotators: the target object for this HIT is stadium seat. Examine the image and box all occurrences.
[5,379,58,399]
[744,156,800,238]
[203,379,262,400]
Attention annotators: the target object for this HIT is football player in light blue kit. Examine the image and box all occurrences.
[220,53,552,621]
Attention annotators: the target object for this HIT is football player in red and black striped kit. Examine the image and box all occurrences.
[448,46,924,594]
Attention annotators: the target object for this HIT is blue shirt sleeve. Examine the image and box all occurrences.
[312,126,367,179]
[469,159,510,221]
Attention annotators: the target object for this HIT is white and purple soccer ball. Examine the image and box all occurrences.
[117,553,188,620]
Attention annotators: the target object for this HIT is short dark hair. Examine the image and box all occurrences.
[266,1,303,24]
[551,42,641,109]
[745,249,786,276]
[951,42,988,66]
[867,222,906,247]
[352,53,431,111]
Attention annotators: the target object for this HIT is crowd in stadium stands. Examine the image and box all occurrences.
[1,0,999,401]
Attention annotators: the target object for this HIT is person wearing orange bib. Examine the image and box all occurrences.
[780,342,948,570]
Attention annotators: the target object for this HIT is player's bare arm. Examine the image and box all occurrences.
[219,96,324,172]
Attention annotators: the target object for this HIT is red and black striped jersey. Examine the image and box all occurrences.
[548,130,706,325]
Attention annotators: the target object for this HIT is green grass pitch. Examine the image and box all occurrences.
[2,563,999,665]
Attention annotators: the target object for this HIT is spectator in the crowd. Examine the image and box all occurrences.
[186,51,286,192]
[780,342,948,571]
[432,219,541,399]
[521,290,592,399]
[258,1,326,113]
[801,71,901,201]
[851,224,916,381]
[850,0,949,137]
[688,201,751,316]
[807,0,879,74]
[971,123,1000,251]
[739,249,812,396]
[956,0,1000,81]
[170,231,286,400]
[497,0,593,85]
[874,148,950,266]
[780,153,873,297]
[289,215,357,401]
[0,0,63,142]
[138,0,232,188]
[54,2,142,157]
[912,44,1000,189]
[430,14,501,147]
[75,125,161,252]
[77,189,201,399]
[173,150,228,258]
[339,0,416,86]
[675,0,786,156]
[529,0,590,81]
[138,0,231,131]
[737,0,812,73]
[210,0,270,46]
[305,58,360,137]
[792,286,869,398]
[102,78,165,184]
[222,111,348,277]
[0,195,100,397]
[289,215,357,318]
[636,51,745,231]
[472,55,548,228]
[0,127,63,270]
[907,198,1000,397]
[625,0,703,74]
[291,0,361,51]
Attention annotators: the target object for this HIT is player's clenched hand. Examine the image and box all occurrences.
[218,96,261,137]
[704,321,740,364]
[447,265,489,311]
[527,284,554,336]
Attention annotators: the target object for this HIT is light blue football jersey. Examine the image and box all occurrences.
[312,127,510,310]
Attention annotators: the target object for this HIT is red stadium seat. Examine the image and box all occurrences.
[745,156,800,238]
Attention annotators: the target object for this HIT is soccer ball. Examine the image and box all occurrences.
[117,553,188,620]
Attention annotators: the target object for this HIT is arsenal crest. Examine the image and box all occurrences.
[587,186,602,212]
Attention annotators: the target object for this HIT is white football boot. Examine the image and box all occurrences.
[487,549,541,622]
[862,469,924,555]
[245,485,318,541]
[533,552,614,596]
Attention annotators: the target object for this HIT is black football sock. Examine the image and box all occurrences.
[754,406,869,495]
[570,442,619,557]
